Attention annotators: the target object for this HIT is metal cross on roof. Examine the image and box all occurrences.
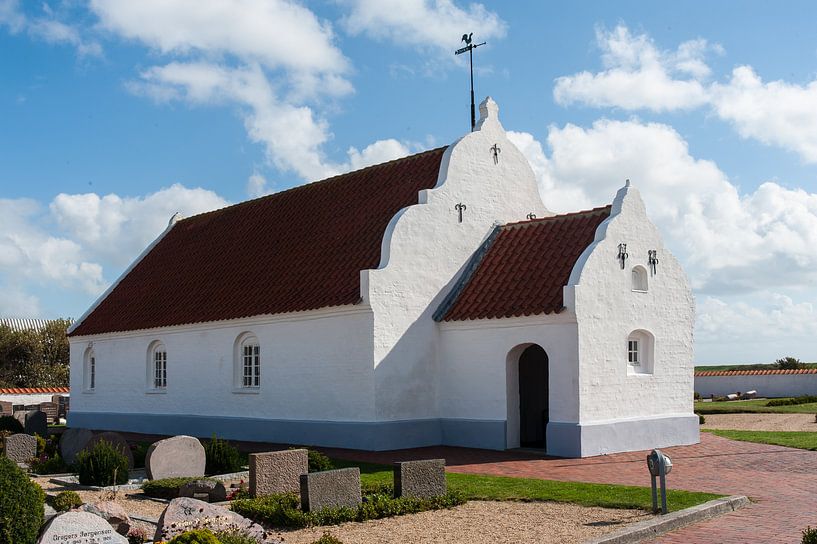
[455,32,486,132]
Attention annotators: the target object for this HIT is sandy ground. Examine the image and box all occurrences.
[275,501,652,544]
[702,413,817,432]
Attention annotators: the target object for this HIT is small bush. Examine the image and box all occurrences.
[0,455,45,544]
[693,391,701,400]
[205,435,243,475]
[697,413,705,425]
[775,356,804,370]
[767,396,817,407]
[131,442,151,469]
[298,448,333,473]
[311,533,343,544]
[168,529,221,544]
[215,531,259,544]
[803,526,817,544]
[142,477,217,500]
[0,415,23,434]
[29,453,70,475]
[52,490,82,511]
[127,527,149,544]
[75,439,129,486]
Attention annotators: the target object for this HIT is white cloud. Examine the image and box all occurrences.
[710,66,817,163]
[0,0,25,33]
[554,25,712,112]
[346,138,411,170]
[247,173,272,198]
[0,0,101,57]
[340,0,506,52]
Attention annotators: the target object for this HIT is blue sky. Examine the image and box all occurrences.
[2,1,817,364]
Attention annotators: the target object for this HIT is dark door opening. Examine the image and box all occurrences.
[518,344,549,449]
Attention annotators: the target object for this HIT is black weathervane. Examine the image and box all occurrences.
[455,32,486,131]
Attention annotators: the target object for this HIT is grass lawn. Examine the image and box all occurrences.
[704,429,817,451]
[695,398,817,414]
[333,458,721,513]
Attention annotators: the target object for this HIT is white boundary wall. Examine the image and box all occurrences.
[695,373,817,398]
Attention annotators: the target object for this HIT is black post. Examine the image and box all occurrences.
[469,46,475,131]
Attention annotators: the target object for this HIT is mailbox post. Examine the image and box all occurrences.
[647,449,673,514]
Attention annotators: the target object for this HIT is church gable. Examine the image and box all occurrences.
[436,205,611,321]
[69,147,447,337]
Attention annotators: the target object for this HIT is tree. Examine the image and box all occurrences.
[0,319,71,388]
[774,356,804,370]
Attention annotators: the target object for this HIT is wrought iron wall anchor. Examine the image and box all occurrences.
[648,250,659,274]
[618,243,629,269]
[490,143,501,164]
[455,202,467,223]
[527,212,537,220]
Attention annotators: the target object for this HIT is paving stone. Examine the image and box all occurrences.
[300,467,361,512]
[84,431,134,469]
[78,501,131,535]
[249,448,308,497]
[38,511,128,544]
[60,428,94,465]
[145,435,205,480]
[3,433,36,463]
[154,497,278,542]
[13,409,47,436]
[179,479,228,502]
[394,458,447,498]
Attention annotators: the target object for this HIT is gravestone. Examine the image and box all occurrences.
[249,448,308,497]
[300,467,361,512]
[145,435,205,480]
[394,459,447,498]
[179,479,228,502]
[84,431,134,469]
[39,401,59,424]
[60,428,94,465]
[38,511,129,544]
[0,400,11,416]
[78,501,131,535]
[13,410,47,437]
[154,497,276,542]
[4,433,37,463]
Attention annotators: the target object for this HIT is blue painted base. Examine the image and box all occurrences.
[68,412,507,452]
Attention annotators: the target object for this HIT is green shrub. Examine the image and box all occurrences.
[126,527,149,544]
[697,413,705,425]
[205,435,243,475]
[75,439,129,486]
[693,391,701,400]
[29,453,70,475]
[231,489,465,529]
[0,416,23,434]
[775,356,804,370]
[142,477,217,500]
[215,531,259,544]
[0,455,45,544]
[167,529,221,544]
[51,490,82,511]
[131,442,150,469]
[307,449,333,473]
[311,533,343,544]
[767,395,817,407]
[803,526,817,544]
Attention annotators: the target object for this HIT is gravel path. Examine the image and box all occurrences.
[276,501,652,544]
[702,413,817,432]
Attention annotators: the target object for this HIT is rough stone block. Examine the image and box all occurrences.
[145,435,206,480]
[78,501,131,535]
[0,401,11,416]
[60,427,94,466]
[154,497,275,542]
[84,431,134,469]
[394,458,447,498]
[300,467,361,512]
[180,479,228,502]
[38,511,129,543]
[13,410,47,437]
[4,433,37,463]
[250,448,308,497]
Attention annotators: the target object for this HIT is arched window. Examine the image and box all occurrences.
[632,265,648,292]
[148,341,167,390]
[627,330,654,375]
[235,333,260,390]
[83,347,96,392]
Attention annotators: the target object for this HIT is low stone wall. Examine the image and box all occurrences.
[695,371,817,398]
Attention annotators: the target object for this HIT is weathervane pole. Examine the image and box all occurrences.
[456,33,486,131]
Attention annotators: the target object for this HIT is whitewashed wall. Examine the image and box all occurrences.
[695,373,817,398]
[0,393,67,405]
[364,98,549,422]
[566,183,698,456]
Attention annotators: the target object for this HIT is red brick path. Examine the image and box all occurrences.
[325,433,815,543]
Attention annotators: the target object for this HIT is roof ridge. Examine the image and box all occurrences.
[180,146,449,224]
[502,205,612,229]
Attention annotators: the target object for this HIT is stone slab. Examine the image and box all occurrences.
[14,409,47,437]
[249,448,308,497]
[394,458,447,498]
[78,501,131,535]
[38,511,129,544]
[179,479,228,502]
[84,431,134,469]
[0,400,11,416]
[4,433,37,463]
[300,467,361,512]
[60,428,95,466]
[145,435,205,480]
[154,497,278,542]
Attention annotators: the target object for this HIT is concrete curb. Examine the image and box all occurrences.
[583,495,750,544]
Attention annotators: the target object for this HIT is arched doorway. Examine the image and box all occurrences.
[518,344,549,448]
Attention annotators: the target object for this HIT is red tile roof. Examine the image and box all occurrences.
[70,147,447,336]
[0,387,69,395]
[695,369,817,377]
[437,206,611,321]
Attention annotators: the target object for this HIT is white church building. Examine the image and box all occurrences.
[67,98,698,457]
